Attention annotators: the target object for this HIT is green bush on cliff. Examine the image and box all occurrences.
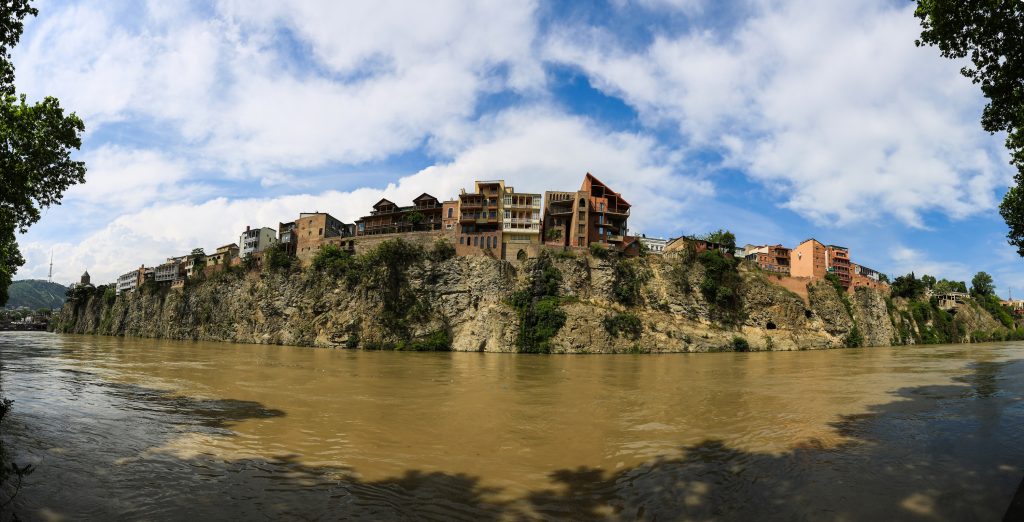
[731,336,750,352]
[311,244,360,285]
[589,243,610,259]
[612,258,650,307]
[264,243,294,272]
[427,239,455,262]
[697,250,745,325]
[603,312,642,340]
[511,253,568,353]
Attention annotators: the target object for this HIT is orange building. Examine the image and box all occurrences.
[790,239,851,287]
[542,173,631,252]
[851,263,887,291]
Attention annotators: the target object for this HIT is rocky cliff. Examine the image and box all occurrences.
[52,245,1012,353]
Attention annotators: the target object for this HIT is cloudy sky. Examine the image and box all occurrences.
[12,0,1023,294]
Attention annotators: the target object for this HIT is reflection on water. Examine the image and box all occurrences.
[2,332,1023,520]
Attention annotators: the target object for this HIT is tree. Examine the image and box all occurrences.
[914,1,1024,255]
[921,274,936,289]
[0,0,86,305]
[701,229,736,256]
[891,272,926,299]
[970,271,995,297]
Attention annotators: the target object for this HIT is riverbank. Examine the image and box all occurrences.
[52,244,1018,353]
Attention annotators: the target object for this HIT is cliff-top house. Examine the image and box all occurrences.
[454,180,542,260]
[288,212,355,265]
[240,226,278,258]
[355,194,444,237]
[542,173,631,253]
[790,239,851,287]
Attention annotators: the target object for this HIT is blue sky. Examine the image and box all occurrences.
[11,0,1023,295]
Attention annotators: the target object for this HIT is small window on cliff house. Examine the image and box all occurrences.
[474,237,479,247]
[579,199,586,208]
[448,208,454,218]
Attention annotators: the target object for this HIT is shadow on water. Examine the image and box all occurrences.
[7,357,1024,521]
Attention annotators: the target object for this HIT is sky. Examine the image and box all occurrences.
[10,0,1024,295]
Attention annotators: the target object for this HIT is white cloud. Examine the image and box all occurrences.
[63,146,196,211]
[13,0,543,178]
[18,107,709,283]
[889,245,970,282]
[545,0,1013,227]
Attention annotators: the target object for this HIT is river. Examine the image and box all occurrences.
[1,332,1023,520]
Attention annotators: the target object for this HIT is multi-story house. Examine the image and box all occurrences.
[744,244,792,275]
[542,173,631,252]
[355,194,444,236]
[441,200,459,232]
[184,252,206,278]
[239,226,278,257]
[278,221,297,256]
[154,256,187,284]
[455,180,542,260]
[851,263,887,291]
[638,235,668,254]
[206,243,239,268]
[116,265,153,295]
[664,236,734,256]
[292,212,355,264]
[791,239,851,287]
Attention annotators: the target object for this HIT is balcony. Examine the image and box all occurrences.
[607,234,624,242]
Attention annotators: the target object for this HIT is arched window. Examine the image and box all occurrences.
[579,198,586,208]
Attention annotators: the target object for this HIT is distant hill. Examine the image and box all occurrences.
[5,279,68,310]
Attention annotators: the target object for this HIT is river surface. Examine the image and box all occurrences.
[1,332,1023,520]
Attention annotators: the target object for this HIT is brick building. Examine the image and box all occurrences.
[542,173,631,252]
[790,239,851,287]
[206,243,239,268]
[291,212,355,265]
[744,244,791,275]
[851,263,886,291]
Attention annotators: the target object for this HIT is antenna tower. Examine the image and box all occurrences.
[48,250,53,283]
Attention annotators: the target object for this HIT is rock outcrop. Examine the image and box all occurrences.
[53,250,1013,353]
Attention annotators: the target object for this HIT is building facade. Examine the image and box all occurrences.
[154,257,186,284]
[240,226,278,257]
[542,173,631,252]
[292,212,355,264]
[638,236,668,254]
[206,243,239,268]
[455,181,542,260]
[441,200,459,232]
[851,263,886,291]
[791,239,852,287]
[355,194,444,236]
[116,265,152,295]
[744,244,791,275]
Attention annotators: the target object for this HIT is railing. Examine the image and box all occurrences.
[607,234,624,242]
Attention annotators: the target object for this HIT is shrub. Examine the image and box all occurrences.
[511,254,568,353]
[697,250,745,325]
[844,324,864,348]
[397,329,452,351]
[603,313,643,340]
[731,336,750,352]
[264,243,294,271]
[553,249,576,259]
[589,243,610,259]
[612,258,650,307]
[427,239,456,262]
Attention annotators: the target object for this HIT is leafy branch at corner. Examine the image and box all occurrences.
[0,0,86,304]
[914,1,1024,255]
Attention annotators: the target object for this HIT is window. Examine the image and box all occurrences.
[459,237,464,245]
[319,228,323,236]
[579,198,586,208]
[473,237,478,247]
[447,208,454,218]
[599,202,604,211]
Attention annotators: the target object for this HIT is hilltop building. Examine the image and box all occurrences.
[240,226,278,257]
[455,180,542,260]
[542,173,630,252]
[291,212,355,265]
[790,239,851,287]
[116,265,153,295]
[638,235,668,254]
[744,244,791,275]
[154,257,187,284]
[80,270,90,286]
[355,194,444,236]
[664,236,734,256]
[207,243,240,268]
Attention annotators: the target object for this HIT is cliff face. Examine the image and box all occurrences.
[52,251,1006,353]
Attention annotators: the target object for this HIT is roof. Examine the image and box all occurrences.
[413,193,438,203]
[372,198,396,209]
[582,172,632,208]
[82,270,89,277]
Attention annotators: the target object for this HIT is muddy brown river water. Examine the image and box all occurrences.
[1,332,1023,520]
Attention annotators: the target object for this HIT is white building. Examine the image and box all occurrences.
[240,226,278,257]
[116,267,142,295]
[638,235,668,254]
[154,257,186,284]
